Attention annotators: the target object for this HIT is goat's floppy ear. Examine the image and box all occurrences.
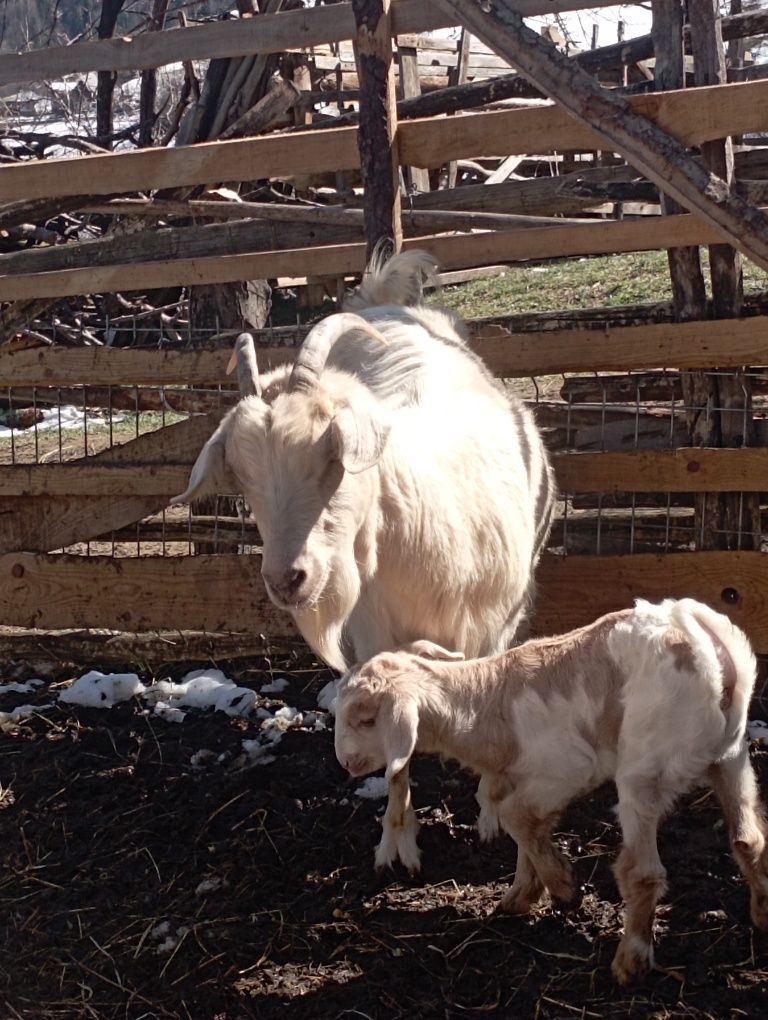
[383,694,419,780]
[405,640,465,661]
[170,417,237,505]
[330,398,390,474]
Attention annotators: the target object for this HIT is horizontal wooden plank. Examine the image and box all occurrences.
[1,550,765,652]
[1,447,766,498]
[533,551,768,651]
[2,315,768,386]
[3,78,767,205]
[0,552,298,634]
[0,0,626,85]
[551,448,768,494]
[0,205,753,302]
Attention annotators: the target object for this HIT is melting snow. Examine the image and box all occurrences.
[59,671,146,708]
[0,679,44,694]
[748,720,768,745]
[259,676,290,694]
[0,405,123,441]
[0,703,53,730]
[143,669,256,718]
[317,680,338,714]
[354,777,389,800]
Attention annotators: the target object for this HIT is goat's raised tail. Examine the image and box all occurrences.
[344,249,440,311]
[669,599,757,747]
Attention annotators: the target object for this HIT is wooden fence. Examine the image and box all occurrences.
[0,0,767,658]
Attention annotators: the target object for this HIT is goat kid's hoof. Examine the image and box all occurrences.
[496,889,535,916]
[551,883,584,913]
[611,938,653,986]
[374,838,421,877]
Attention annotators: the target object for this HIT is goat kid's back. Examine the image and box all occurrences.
[609,598,756,784]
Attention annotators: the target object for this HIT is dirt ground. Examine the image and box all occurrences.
[1,651,767,1020]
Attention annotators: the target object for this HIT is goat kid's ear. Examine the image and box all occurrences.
[383,695,419,781]
[330,398,390,474]
[405,640,465,661]
[170,416,237,505]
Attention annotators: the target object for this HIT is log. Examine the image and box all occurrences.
[353,0,402,257]
[0,627,281,668]
[439,0,768,274]
[559,371,768,404]
[398,44,430,193]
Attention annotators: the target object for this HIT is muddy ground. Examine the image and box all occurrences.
[1,651,767,1020]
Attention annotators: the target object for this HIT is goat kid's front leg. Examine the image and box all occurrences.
[709,747,768,931]
[476,773,509,843]
[375,765,420,874]
[496,798,575,913]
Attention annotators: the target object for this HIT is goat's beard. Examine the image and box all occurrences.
[292,553,361,673]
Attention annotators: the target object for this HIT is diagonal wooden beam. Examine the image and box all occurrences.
[438,0,768,273]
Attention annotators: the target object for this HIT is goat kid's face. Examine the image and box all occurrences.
[335,659,420,780]
[173,387,389,612]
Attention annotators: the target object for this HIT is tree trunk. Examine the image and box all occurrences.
[96,0,126,145]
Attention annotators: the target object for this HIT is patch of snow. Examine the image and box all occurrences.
[0,405,123,441]
[190,749,217,767]
[0,679,44,694]
[242,739,277,765]
[151,701,187,724]
[259,676,290,694]
[0,703,53,730]
[195,876,228,897]
[354,776,389,800]
[317,680,338,714]
[155,924,190,954]
[143,668,256,718]
[748,720,768,745]
[59,670,145,709]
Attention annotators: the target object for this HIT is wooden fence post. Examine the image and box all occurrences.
[352,0,403,259]
[688,0,760,550]
[437,0,768,274]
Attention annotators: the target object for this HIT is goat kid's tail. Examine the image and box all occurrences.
[344,248,440,311]
[669,598,757,746]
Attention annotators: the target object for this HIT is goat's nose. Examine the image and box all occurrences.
[262,567,307,600]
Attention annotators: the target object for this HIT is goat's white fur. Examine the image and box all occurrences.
[173,251,554,671]
[334,598,768,984]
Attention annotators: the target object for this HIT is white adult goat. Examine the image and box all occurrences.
[334,599,768,985]
[173,251,554,671]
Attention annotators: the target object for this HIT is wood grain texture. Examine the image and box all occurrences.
[552,448,768,494]
[0,552,298,634]
[533,551,768,650]
[2,550,765,651]
[3,78,767,204]
[3,315,768,386]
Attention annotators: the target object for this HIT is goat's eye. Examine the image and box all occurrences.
[357,717,376,729]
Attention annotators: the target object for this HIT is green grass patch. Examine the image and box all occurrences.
[439,249,768,321]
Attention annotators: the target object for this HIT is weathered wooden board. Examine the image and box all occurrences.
[0,0,630,85]
[552,448,768,494]
[3,79,768,205]
[1,551,765,651]
[3,204,766,301]
[3,315,768,385]
[533,551,768,650]
[1,446,765,497]
[0,552,297,634]
[0,415,223,554]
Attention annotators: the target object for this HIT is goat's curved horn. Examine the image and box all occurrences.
[289,313,388,393]
[226,332,261,398]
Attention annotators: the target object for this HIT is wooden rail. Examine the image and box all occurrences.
[2,79,767,205]
[1,447,766,498]
[2,316,768,385]
[0,0,630,85]
[0,550,765,650]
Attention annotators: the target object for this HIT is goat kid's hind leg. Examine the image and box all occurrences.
[709,746,768,930]
[611,777,669,985]
[375,766,420,875]
[497,798,576,914]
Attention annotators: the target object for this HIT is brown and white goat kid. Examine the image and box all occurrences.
[334,599,768,984]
